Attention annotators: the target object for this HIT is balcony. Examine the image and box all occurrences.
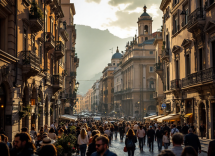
[171,79,181,90]
[161,48,170,62]
[22,51,40,76]
[182,68,215,88]
[52,75,63,89]
[153,92,157,99]
[45,72,52,86]
[187,7,205,33]
[70,72,76,78]
[154,63,163,75]
[60,28,69,41]
[45,32,55,51]
[29,3,44,33]
[55,41,64,60]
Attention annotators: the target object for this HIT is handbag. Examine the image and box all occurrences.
[162,142,164,146]
[123,146,127,152]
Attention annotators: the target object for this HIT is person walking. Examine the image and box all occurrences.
[86,134,100,156]
[114,123,118,140]
[184,128,201,154]
[13,132,36,156]
[171,133,184,156]
[155,126,164,152]
[133,122,138,135]
[208,140,215,156]
[136,126,145,152]
[171,124,179,137]
[147,126,155,152]
[119,124,125,142]
[182,123,189,137]
[199,124,205,139]
[78,128,89,156]
[104,127,111,146]
[48,128,57,140]
[125,129,137,156]
[91,136,117,156]
[181,146,198,156]
[162,130,169,149]
[142,124,147,145]
[38,144,57,156]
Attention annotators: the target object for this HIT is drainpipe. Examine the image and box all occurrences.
[13,0,18,87]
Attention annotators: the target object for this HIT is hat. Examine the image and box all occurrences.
[39,137,55,145]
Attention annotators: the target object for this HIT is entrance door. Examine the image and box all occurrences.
[0,84,6,130]
[199,103,206,137]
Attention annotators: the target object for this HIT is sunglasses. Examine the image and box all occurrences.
[95,144,104,147]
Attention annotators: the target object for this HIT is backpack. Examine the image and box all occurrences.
[126,138,134,148]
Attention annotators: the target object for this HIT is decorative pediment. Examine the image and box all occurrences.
[204,20,215,33]
[181,39,192,47]
[172,45,181,53]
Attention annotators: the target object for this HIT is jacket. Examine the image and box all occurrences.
[91,149,117,156]
[208,140,215,156]
[184,133,201,153]
[155,129,163,139]
[147,129,155,141]
[86,142,96,156]
[125,136,137,150]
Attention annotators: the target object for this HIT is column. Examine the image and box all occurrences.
[143,65,146,88]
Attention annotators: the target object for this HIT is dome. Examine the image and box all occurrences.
[140,5,150,17]
[112,46,122,59]
[140,12,150,17]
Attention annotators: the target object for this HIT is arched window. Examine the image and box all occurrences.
[144,25,148,33]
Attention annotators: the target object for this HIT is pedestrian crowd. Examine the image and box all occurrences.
[0,120,214,156]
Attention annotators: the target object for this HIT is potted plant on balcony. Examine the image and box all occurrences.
[29,1,44,20]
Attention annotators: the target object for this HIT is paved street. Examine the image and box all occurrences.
[109,135,207,156]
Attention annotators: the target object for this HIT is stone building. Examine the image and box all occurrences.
[0,0,78,141]
[159,0,215,139]
[113,6,158,117]
[91,80,100,113]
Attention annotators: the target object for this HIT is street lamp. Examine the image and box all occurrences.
[75,82,79,89]
[69,81,72,87]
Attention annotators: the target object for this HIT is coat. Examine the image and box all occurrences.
[184,133,201,153]
[125,136,137,150]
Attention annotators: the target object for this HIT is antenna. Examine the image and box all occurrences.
[109,48,113,55]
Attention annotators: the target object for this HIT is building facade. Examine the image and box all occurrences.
[0,0,78,141]
[160,0,215,139]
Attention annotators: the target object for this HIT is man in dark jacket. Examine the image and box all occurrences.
[119,124,125,142]
[182,123,189,135]
[199,124,205,139]
[208,140,215,156]
[155,126,164,152]
[184,128,201,154]
[147,126,155,152]
[163,124,170,135]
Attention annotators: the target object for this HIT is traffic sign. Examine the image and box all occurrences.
[161,103,166,108]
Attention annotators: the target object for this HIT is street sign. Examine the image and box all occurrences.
[161,103,166,108]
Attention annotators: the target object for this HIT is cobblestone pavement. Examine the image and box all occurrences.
[109,135,207,156]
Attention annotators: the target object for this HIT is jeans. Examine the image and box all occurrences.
[134,130,137,135]
[127,149,134,156]
[143,136,146,144]
[148,140,154,151]
[80,144,87,156]
[114,131,117,138]
[164,143,168,149]
[120,133,124,141]
[157,138,162,151]
[109,136,112,145]
[138,137,144,150]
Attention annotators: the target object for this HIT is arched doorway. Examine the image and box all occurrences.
[199,103,206,137]
[0,84,6,130]
[31,88,37,129]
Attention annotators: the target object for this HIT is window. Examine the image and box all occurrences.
[150,51,153,54]
[144,25,148,33]
[149,81,154,88]
[113,63,115,65]
[32,36,35,53]
[185,52,190,76]
[174,15,178,33]
[150,94,153,99]
[149,66,154,72]
[145,37,148,41]
[39,44,42,64]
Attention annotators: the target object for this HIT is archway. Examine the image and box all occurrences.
[0,83,6,130]
[144,25,148,34]
[199,103,206,137]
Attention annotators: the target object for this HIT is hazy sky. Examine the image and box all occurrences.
[70,0,163,38]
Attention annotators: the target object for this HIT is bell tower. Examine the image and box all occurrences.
[137,5,153,44]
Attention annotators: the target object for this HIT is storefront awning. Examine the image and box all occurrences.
[150,115,164,121]
[184,113,193,118]
[144,115,157,119]
[157,114,179,122]
[60,115,77,121]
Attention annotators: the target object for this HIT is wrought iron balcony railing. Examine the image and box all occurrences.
[188,7,205,27]
[22,51,40,67]
[55,41,65,60]
[154,63,163,71]
[171,79,181,90]
[45,32,55,50]
[182,68,215,87]
[52,75,63,86]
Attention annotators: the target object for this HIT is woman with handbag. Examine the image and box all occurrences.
[125,129,137,156]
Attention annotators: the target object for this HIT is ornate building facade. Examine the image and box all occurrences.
[159,0,215,139]
[0,0,78,141]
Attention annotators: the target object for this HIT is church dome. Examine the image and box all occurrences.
[112,47,122,59]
